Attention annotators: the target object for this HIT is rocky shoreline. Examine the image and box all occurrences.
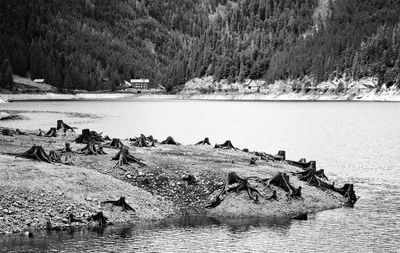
[0,124,353,236]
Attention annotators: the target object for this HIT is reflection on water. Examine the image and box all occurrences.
[1,100,400,251]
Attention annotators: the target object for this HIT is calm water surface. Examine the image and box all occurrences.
[1,100,400,252]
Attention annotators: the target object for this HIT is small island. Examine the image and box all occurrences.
[0,122,357,235]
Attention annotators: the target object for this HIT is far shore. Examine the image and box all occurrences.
[0,123,349,235]
[1,90,400,103]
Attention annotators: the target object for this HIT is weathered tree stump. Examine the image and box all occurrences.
[214,140,238,150]
[79,142,99,155]
[104,135,111,141]
[102,197,135,212]
[161,136,179,145]
[268,172,301,198]
[250,157,258,165]
[146,135,157,143]
[107,138,125,149]
[87,212,108,226]
[131,134,150,147]
[58,142,74,153]
[1,128,13,136]
[16,146,51,163]
[63,153,74,165]
[56,120,76,133]
[15,129,25,135]
[45,127,57,137]
[49,151,62,163]
[196,137,211,145]
[206,172,261,208]
[97,146,107,155]
[243,148,249,152]
[295,168,329,187]
[112,147,146,167]
[274,150,286,161]
[75,129,104,144]
[38,129,44,136]
[334,183,359,207]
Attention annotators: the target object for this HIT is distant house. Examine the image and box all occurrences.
[33,79,45,83]
[130,79,150,90]
[245,81,261,92]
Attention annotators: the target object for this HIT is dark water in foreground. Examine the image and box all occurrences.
[1,100,400,252]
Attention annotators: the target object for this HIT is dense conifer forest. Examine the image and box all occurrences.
[1,0,400,91]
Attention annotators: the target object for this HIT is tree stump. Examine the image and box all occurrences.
[268,172,301,198]
[214,140,238,150]
[196,137,211,145]
[75,129,104,144]
[131,134,150,147]
[104,135,111,141]
[97,146,107,155]
[79,141,98,155]
[87,212,108,226]
[334,183,359,207]
[58,142,74,153]
[63,153,74,165]
[49,151,62,163]
[45,127,57,137]
[274,150,286,161]
[206,172,261,208]
[56,120,75,133]
[146,135,157,143]
[1,128,13,136]
[38,129,44,136]
[295,168,328,187]
[112,147,146,167]
[286,159,315,169]
[16,146,51,163]
[15,129,25,135]
[106,138,125,149]
[102,197,135,212]
[161,136,179,145]
[75,129,91,144]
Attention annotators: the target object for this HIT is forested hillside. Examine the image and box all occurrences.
[1,0,400,92]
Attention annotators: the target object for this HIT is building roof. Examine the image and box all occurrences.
[130,79,150,83]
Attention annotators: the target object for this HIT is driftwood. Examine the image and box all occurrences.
[58,142,74,153]
[214,140,238,150]
[45,127,57,137]
[56,120,75,133]
[75,129,104,144]
[49,151,62,163]
[87,212,108,226]
[196,137,211,145]
[15,146,51,163]
[101,197,135,212]
[268,172,301,198]
[112,147,146,167]
[206,172,261,208]
[161,136,179,145]
[1,128,13,136]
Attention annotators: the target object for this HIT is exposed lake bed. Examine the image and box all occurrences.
[1,100,399,252]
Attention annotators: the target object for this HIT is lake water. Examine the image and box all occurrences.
[1,99,400,252]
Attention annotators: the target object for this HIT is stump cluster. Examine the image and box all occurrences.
[131,134,154,147]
